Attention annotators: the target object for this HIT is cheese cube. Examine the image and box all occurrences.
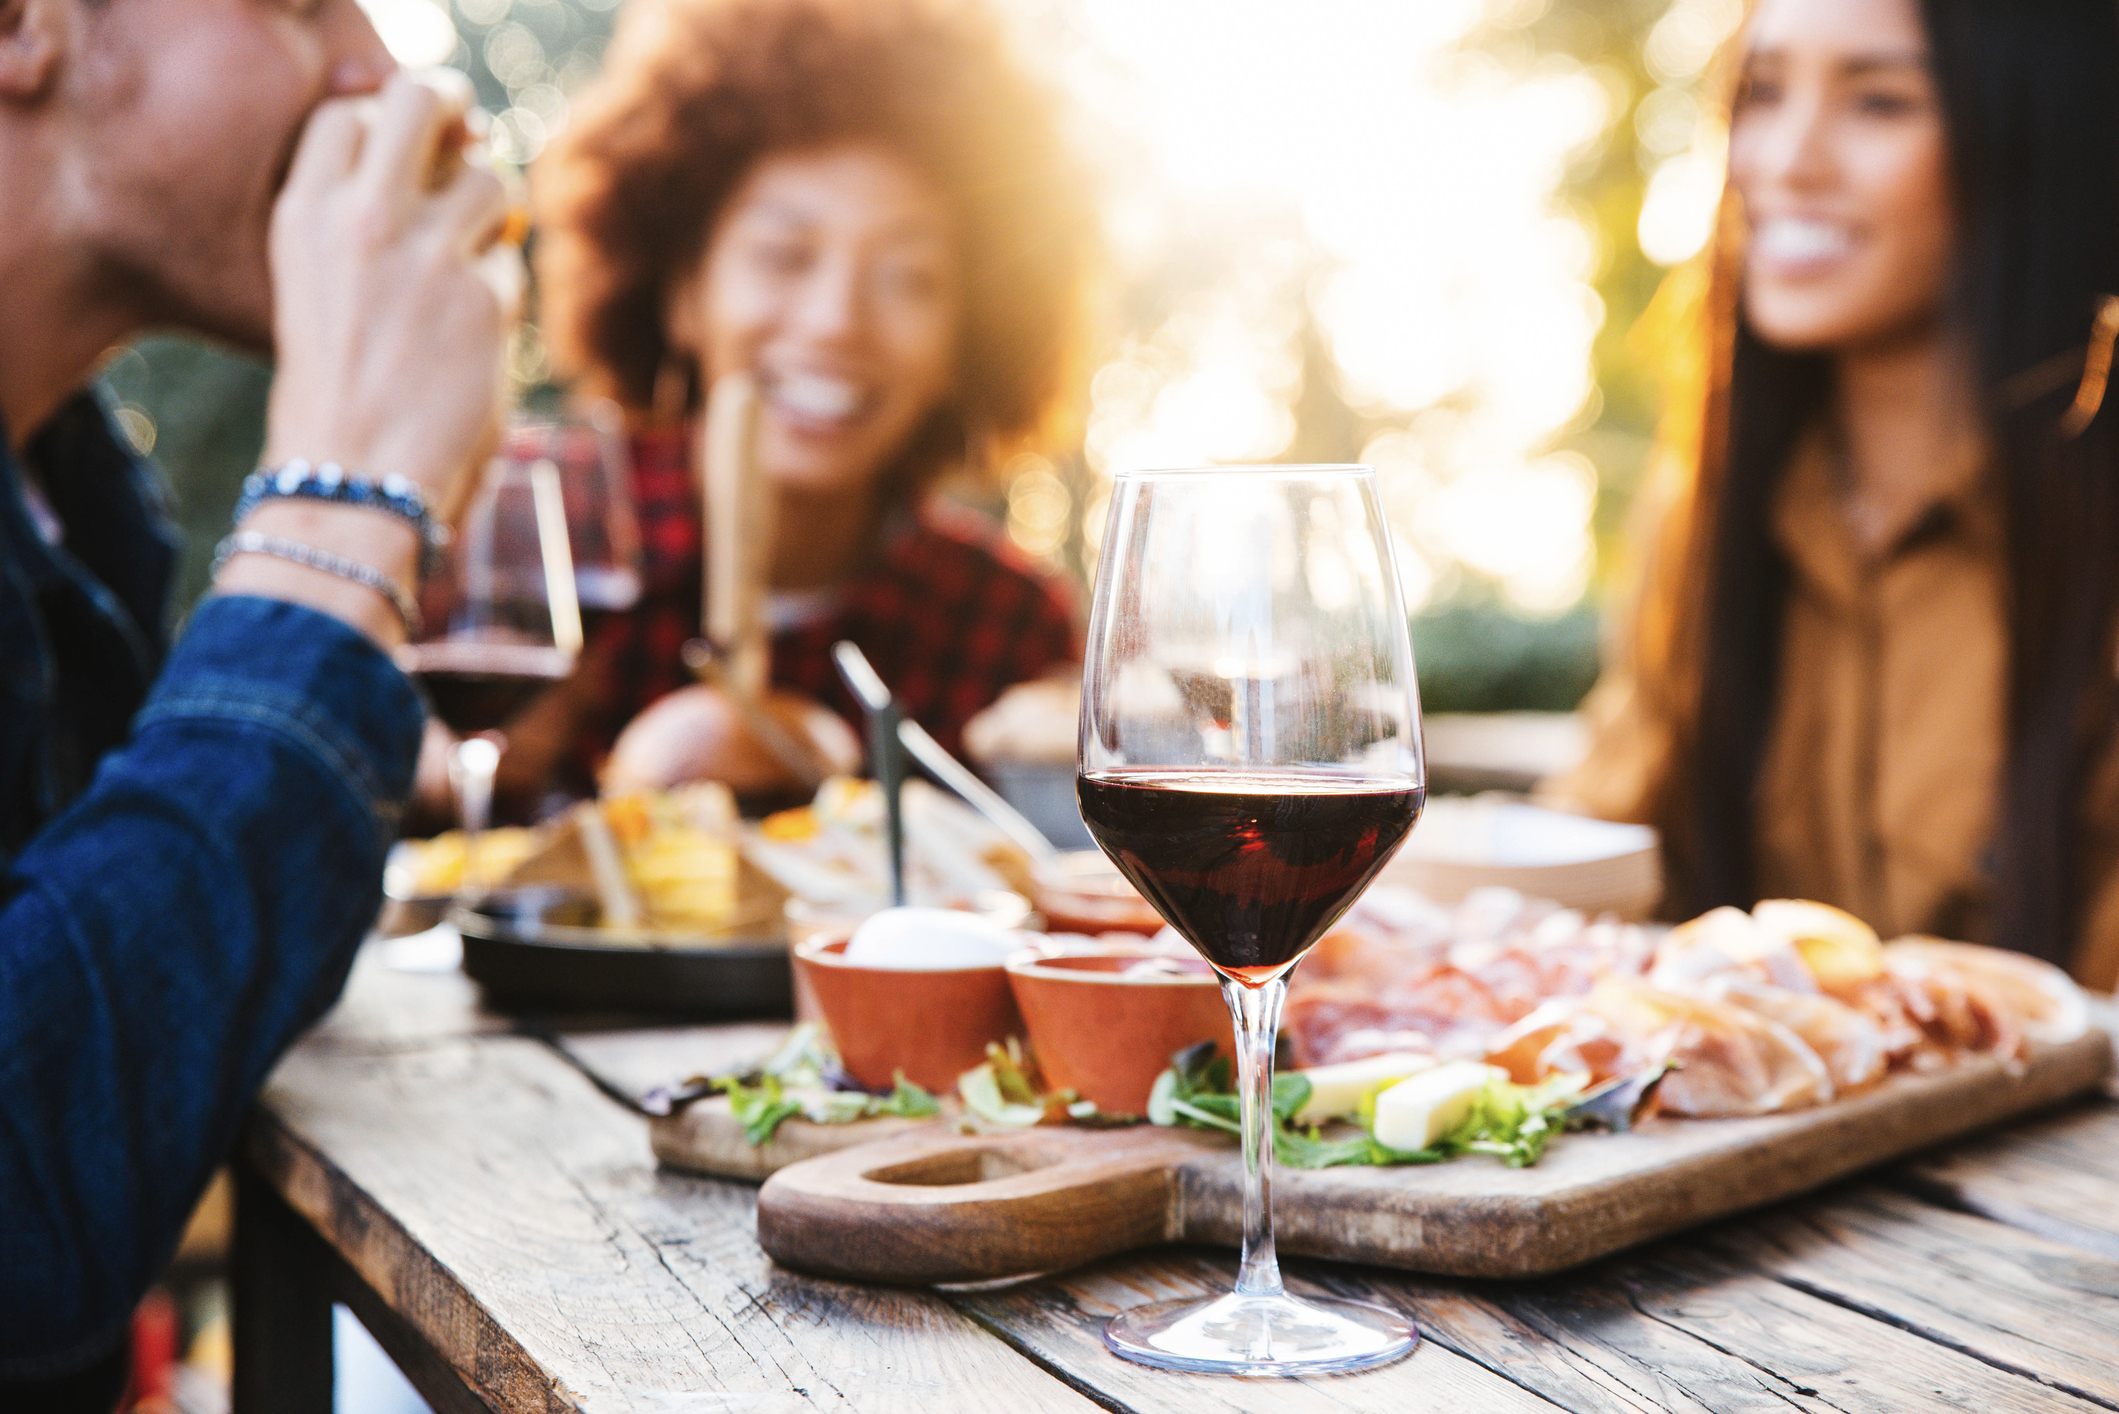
[1371,1061,1501,1152]
[1291,1052,1436,1126]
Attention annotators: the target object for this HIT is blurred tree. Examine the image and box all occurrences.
[95,338,269,620]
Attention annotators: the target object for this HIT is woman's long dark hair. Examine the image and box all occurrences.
[1673,0,2119,964]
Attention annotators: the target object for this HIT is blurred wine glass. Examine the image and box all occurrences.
[400,449,582,878]
[501,402,643,614]
[1077,464,1425,1375]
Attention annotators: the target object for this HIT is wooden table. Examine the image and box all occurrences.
[232,944,2119,1413]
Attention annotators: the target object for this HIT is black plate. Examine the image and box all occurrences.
[452,888,792,1019]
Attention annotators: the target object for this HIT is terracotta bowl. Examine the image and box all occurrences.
[784,893,1034,1027]
[1029,851,1166,936]
[792,931,1028,1094]
[1005,944,1232,1116]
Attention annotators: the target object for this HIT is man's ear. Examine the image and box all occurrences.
[0,0,60,101]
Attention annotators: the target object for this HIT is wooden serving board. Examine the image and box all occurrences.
[649,1097,940,1181]
[652,1032,2114,1284]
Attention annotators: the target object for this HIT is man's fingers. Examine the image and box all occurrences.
[428,163,513,254]
[476,241,527,321]
[279,98,366,208]
[353,71,468,212]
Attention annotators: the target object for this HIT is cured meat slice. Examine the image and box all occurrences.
[1280,888,2090,1120]
[1650,907,1819,993]
[1283,971,1513,1067]
[1578,982,1834,1117]
[1884,938,2089,1046]
[1705,979,1889,1093]
[1751,898,1885,995]
[1481,982,1838,1116]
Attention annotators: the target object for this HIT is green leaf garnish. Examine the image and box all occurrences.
[1143,1046,1591,1169]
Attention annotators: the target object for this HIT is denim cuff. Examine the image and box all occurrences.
[135,595,423,842]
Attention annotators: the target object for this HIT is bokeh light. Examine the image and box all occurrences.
[1040,0,1630,616]
[357,0,459,67]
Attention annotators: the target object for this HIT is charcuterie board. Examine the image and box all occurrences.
[650,1031,2113,1283]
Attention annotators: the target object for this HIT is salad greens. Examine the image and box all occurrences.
[700,1028,1670,1157]
[955,1039,1109,1128]
[1145,1041,1600,1169]
[706,1024,941,1144]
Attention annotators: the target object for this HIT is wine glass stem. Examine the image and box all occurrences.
[1222,974,1289,1300]
[448,734,505,895]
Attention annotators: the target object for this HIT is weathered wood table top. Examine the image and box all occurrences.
[232,944,2119,1414]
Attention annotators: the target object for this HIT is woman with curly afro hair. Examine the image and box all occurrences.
[502,0,1098,805]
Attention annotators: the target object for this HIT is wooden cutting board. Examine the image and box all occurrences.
[652,1032,2113,1284]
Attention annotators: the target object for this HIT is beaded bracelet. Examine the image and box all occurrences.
[233,460,448,571]
[212,530,423,635]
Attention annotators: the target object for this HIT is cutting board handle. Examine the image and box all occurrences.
[756,1125,1215,1285]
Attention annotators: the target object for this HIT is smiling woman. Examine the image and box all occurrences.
[503,0,1099,807]
[1554,0,2119,988]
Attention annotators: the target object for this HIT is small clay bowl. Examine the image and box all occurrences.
[1005,944,1232,1116]
[1030,851,1166,936]
[793,931,1028,1094]
[784,892,1035,1027]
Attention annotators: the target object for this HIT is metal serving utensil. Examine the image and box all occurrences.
[828,641,1058,866]
[832,641,909,907]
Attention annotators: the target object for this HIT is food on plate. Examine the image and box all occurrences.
[601,684,862,803]
[425,783,776,938]
[1150,1039,1597,1168]
[598,785,747,932]
[387,826,543,898]
[1576,983,1834,1117]
[1290,1052,1436,1126]
[1371,1061,1505,1151]
[843,907,1024,970]
[401,771,1044,947]
[1650,907,1820,993]
[1286,886,2093,1119]
[1751,898,1885,993]
[1698,979,1889,1093]
[1883,937,2089,1047]
[1482,982,1834,1115]
[745,776,1036,911]
[1287,887,1655,1067]
[698,1026,945,1144]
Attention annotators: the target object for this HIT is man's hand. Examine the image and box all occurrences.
[216,71,522,649]
[262,70,522,517]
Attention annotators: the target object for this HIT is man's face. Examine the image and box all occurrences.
[66,0,392,352]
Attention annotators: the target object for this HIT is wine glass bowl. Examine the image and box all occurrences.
[499,403,643,614]
[1077,465,1424,1375]
[402,450,580,859]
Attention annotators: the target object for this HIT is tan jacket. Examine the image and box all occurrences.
[1555,438,2119,991]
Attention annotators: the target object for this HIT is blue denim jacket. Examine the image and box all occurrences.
[0,395,424,1376]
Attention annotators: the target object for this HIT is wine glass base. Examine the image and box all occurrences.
[1103,1290,1417,1376]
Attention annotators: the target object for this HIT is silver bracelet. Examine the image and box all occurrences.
[212,530,423,634]
[234,460,448,573]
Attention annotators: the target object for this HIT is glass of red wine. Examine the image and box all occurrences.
[400,447,582,867]
[501,402,643,615]
[1078,464,1425,1375]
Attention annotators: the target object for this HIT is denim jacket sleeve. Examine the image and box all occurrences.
[0,593,422,1377]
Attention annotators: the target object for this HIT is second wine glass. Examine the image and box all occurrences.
[1077,464,1426,1375]
[400,449,582,870]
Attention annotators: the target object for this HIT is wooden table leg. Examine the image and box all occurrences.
[232,1159,335,1414]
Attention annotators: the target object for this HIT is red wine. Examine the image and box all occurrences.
[1077,769,1424,984]
[401,639,573,734]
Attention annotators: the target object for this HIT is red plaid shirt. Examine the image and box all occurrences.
[578,427,1080,767]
